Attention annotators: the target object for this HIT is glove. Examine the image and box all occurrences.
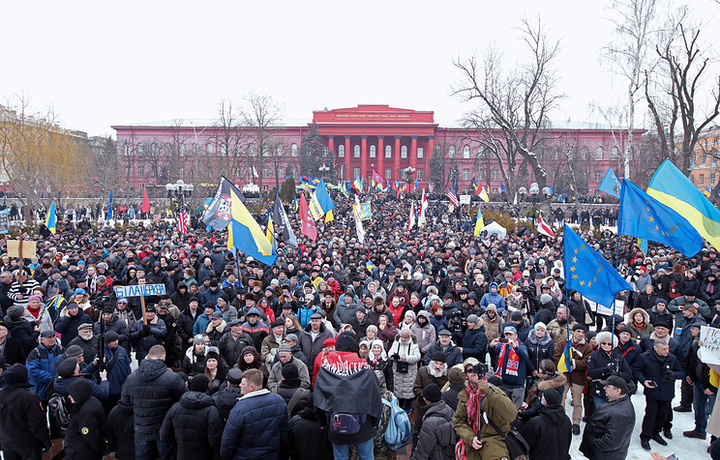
[663,370,676,382]
[139,325,151,337]
[601,367,613,378]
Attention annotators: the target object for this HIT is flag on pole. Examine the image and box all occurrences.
[309,178,335,221]
[272,193,298,247]
[474,205,485,237]
[428,181,434,193]
[537,213,555,238]
[638,237,648,255]
[177,194,189,234]
[266,215,277,250]
[46,199,57,234]
[227,187,277,266]
[619,178,703,256]
[107,190,114,220]
[354,196,366,243]
[418,190,428,227]
[446,187,459,207]
[201,177,245,231]
[141,187,150,214]
[478,184,490,202]
[598,168,621,197]
[557,341,573,373]
[299,194,317,241]
[409,202,416,229]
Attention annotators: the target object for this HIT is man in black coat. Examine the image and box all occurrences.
[0,364,51,460]
[120,344,187,460]
[579,375,635,460]
[64,378,106,460]
[212,368,245,424]
[106,400,135,460]
[289,394,334,460]
[633,339,685,450]
[160,374,223,460]
[0,323,25,366]
[519,389,572,460]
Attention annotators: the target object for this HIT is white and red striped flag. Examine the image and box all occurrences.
[446,188,459,207]
[178,194,189,234]
[537,213,555,238]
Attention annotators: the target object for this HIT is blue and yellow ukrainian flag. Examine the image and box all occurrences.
[558,341,573,373]
[563,224,632,310]
[46,199,57,235]
[228,188,277,266]
[266,215,277,251]
[473,205,485,237]
[648,159,720,249]
[309,178,335,221]
[619,179,703,256]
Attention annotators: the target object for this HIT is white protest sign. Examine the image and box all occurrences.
[698,326,720,366]
[114,283,167,298]
[459,195,471,205]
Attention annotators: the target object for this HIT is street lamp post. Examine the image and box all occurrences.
[165,180,194,201]
[529,183,540,233]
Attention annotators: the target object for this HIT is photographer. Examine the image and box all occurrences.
[489,325,529,408]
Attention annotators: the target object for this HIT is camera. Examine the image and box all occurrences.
[472,363,489,375]
[499,337,509,343]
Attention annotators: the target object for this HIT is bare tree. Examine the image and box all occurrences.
[605,0,660,179]
[211,100,246,183]
[138,139,164,184]
[454,17,563,199]
[162,120,191,183]
[241,92,284,200]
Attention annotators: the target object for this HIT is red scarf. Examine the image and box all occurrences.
[465,383,481,432]
[495,343,520,376]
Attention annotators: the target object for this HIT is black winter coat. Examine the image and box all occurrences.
[289,407,334,460]
[524,330,555,374]
[160,391,223,460]
[64,383,106,460]
[462,324,487,362]
[633,349,685,401]
[519,404,572,460]
[120,358,187,434]
[106,403,135,460]
[579,395,635,460]
[178,308,201,344]
[212,385,244,423]
[275,385,310,417]
[56,311,93,348]
[0,382,50,451]
[586,348,633,399]
[4,316,39,357]
[0,335,26,366]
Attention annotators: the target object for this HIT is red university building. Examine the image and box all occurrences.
[113,104,643,197]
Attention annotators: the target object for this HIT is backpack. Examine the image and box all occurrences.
[48,393,72,431]
[327,412,366,434]
[381,395,412,451]
[425,411,459,459]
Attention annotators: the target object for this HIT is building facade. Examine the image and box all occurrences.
[113,104,643,197]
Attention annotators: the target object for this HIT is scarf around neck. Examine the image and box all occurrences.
[496,342,520,377]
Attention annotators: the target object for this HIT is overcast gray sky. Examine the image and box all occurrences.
[2,0,718,138]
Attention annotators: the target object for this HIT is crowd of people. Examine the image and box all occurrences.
[0,195,717,460]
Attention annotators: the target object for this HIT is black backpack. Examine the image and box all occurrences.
[424,411,458,459]
[48,393,72,430]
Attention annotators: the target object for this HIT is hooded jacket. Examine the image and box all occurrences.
[519,403,572,460]
[160,391,223,460]
[411,399,456,460]
[482,304,501,344]
[462,320,487,362]
[480,282,506,314]
[411,310,437,355]
[120,357,187,434]
[627,307,655,343]
[0,375,51,450]
[524,328,555,374]
[64,379,106,459]
[299,321,333,369]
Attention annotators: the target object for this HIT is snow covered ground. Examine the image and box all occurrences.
[566,380,712,460]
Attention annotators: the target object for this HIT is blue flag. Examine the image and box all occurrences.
[500,182,506,192]
[563,224,632,309]
[107,190,114,220]
[46,199,57,234]
[598,168,621,197]
[618,179,703,256]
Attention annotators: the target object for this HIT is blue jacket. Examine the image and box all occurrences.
[105,345,132,395]
[193,312,214,337]
[53,364,110,401]
[480,283,506,314]
[220,390,291,460]
[633,349,685,401]
[491,341,529,388]
[200,288,223,307]
[26,343,64,399]
[424,341,464,367]
[296,304,318,329]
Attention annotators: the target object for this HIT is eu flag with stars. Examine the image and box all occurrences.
[619,179,703,257]
[563,224,632,310]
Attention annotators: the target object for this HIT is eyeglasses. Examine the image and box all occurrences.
[600,342,612,345]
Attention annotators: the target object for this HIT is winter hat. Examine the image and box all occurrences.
[423,383,443,403]
[226,368,243,384]
[105,331,119,344]
[685,289,697,297]
[335,332,360,353]
[617,326,633,336]
[206,347,220,361]
[448,367,465,385]
[77,323,92,332]
[3,364,28,385]
[57,358,77,378]
[286,333,299,343]
[271,320,284,329]
[542,388,562,405]
[6,305,23,320]
[534,322,547,331]
[431,351,447,363]
[189,374,210,392]
[322,337,335,348]
[466,314,479,324]
[27,295,43,304]
[281,363,301,386]
[40,330,56,338]
[572,323,587,332]
[540,294,553,305]
[67,378,92,403]
[66,345,83,358]
[399,328,412,338]
[278,343,292,353]
[655,298,667,306]
[511,311,523,321]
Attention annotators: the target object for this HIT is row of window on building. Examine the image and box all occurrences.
[695,172,717,186]
[123,141,623,161]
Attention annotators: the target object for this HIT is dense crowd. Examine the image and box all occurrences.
[0,196,717,460]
